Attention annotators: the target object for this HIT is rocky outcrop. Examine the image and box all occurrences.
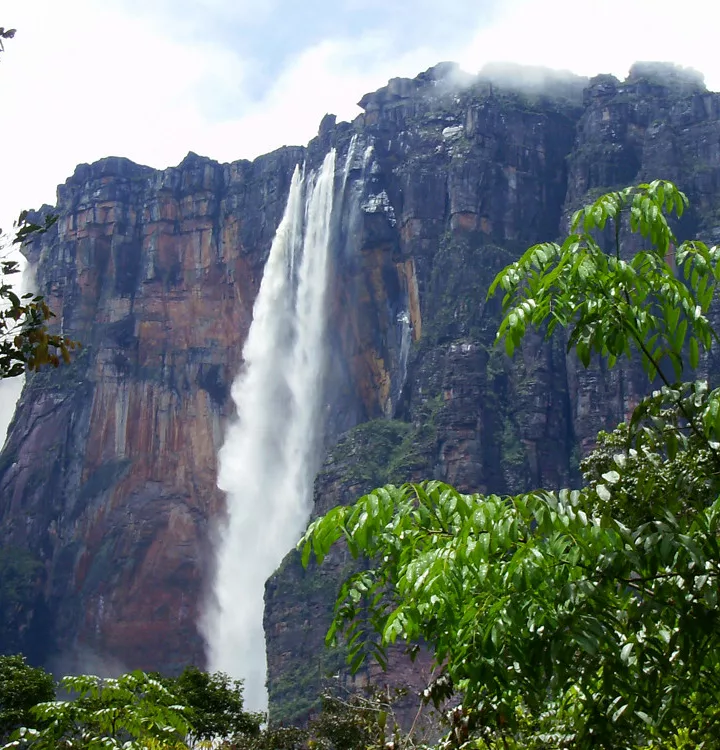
[2,61,720,719]
[0,130,415,673]
[265,62,720,721]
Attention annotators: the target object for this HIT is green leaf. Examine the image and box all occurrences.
[306,181,720,749]
[596,484,611,502]
[689,336,700,370]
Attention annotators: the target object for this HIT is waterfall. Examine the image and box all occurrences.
[205,149,337,712]
[397,310,412,404]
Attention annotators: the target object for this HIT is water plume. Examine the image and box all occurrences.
[205,150,338,711]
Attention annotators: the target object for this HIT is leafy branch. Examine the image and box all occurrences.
[0,212,79,379]
[303,181,720,748]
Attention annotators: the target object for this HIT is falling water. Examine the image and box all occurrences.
[205,149,337,711]
[340,134,358,197]
[396,310,412,406]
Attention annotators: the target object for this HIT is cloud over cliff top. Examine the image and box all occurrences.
[1,0,717,230]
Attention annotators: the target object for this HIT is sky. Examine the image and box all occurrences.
[1,0,720,225]
[0,0,719,438]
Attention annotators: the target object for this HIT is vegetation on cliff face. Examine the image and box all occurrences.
[302,182,720,748]
[317,414,446,492]
[0,549,44,657]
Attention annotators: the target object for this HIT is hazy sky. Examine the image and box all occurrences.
[1,0,719,224]
[1,0,719,440]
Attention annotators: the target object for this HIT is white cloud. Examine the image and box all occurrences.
[190,32,442,162]
[0,3,433,221]
[3,0,717,229]
[458,0,720,89]
[1,0,247,218]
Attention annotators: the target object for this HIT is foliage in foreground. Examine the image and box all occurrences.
[1,670,189,750]
[0,660,267,749]
[1,27,78,379]
[0,656,425,750]
[302,181,720,748]
[1,213,79,379]
[158,666,262,743]
[0,656,54,743]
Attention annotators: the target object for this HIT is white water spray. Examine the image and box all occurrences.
[396,311,411,404]
[205,150,338,711]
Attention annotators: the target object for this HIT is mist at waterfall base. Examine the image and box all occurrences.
[204,150,339,712]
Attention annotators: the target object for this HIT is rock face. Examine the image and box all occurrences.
[264,61,720,721]
[2,61,720,713]
[0,148,305,671]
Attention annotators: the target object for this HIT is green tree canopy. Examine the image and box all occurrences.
[0,656,54,744]
[2,670,190,749]
[159,666,262,743]
[302,181,720,749]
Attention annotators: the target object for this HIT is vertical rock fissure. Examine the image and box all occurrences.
[205,150,337,711]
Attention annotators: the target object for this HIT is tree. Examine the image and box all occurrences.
[1,671,190,749]
[0,656,54,744]
[159,666,262,743]
[301,181,720,748]
[0,663,416,750]
[1,214,79,379]
[0,549,44,657]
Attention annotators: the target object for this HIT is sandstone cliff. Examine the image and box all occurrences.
[1,62,719,719]
[0,148,304,670]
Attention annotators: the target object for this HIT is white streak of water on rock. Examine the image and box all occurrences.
[205,150,338,712]
[396,310,412,408]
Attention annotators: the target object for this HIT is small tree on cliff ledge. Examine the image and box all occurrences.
[302,181,720,748]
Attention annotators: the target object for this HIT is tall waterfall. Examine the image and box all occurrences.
[205,149,337,711]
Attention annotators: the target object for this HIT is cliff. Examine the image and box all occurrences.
[264,61,720,720]
[1,61,720,715]
[0,147,306,670]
